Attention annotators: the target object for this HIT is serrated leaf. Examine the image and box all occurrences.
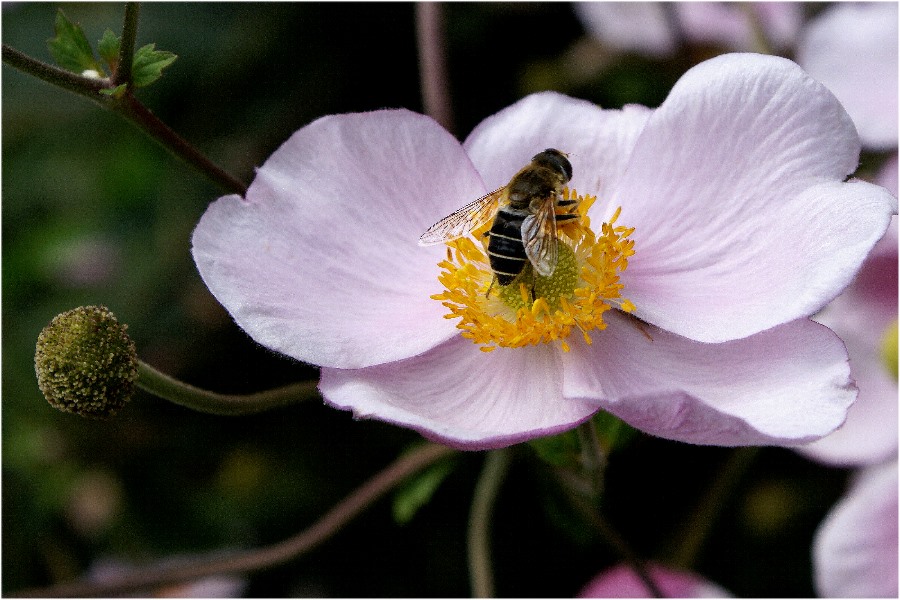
[47,9,100,74]
[131,43,177,88]
[98,29,121,71]
[392,455,456,524]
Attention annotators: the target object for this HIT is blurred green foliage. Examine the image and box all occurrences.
[4,3,851,597]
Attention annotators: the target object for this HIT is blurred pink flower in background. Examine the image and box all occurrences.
[796,2,899,151]
[574,2,802,57]
[788,5,898,595]
[813,460,899,598]
[578,563,730,598]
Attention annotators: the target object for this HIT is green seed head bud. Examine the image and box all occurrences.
[34,306,138,419]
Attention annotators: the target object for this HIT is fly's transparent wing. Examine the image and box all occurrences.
[521,196,559,276]
[418,187,506,246]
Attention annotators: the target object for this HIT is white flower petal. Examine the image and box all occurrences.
[813,461,899,598]
[797,2,899,150]
[562,311,855,446]
[319,336,598,450]
[192,110,484,368]
[463,91,651,207]
[615,53,896,342]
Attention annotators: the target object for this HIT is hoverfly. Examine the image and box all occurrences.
[418,148,578,287]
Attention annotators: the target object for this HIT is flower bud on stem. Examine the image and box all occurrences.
[35,306,318,418]
[35,306,138,419]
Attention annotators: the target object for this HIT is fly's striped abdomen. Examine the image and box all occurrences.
[487,207,529,285]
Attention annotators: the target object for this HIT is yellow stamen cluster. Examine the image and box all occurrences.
[432,189,636,352]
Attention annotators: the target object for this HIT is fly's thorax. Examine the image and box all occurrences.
[530,148,573,182]
[507,167,565,207]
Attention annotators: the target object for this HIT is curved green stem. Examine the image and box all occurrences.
[467,448,512,598]
[10,443,456,598]
[137,360,318,415]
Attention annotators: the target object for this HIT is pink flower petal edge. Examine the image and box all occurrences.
[563,311,856,446]
[319,336,597,451]
[192,109,486,369]
[614,53,896,343]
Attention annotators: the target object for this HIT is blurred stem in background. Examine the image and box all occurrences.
[467,448,512,598]
[415,2,453,135]
[11,442,457,597]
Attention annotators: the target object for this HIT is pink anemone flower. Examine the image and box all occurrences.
[191,53,896,450]
[574,2,802,57]
[578,563,730,598]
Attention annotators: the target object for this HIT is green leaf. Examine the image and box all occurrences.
[47,9,100,74]
[97,29,121,71]
[592,411,638,453]
[392,454,456,524]
[528,428,581,468]
[529,413,638,469]
[131,43,177,88]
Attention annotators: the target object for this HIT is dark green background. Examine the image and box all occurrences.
[4,3,850,596]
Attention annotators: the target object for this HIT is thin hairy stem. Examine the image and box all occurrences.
[577,420,607,499]
[467,448,512,598]
[3,43,247,196]
[137,360,318,415]
[115,93,247,195]
[114,3,140,85]
[667,447,759,570]
[3,44,107,101]
[11,443,456,598]
[415,2,453,133]
[553,468,664,598]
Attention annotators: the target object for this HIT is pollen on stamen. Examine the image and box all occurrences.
[430,188,635,352]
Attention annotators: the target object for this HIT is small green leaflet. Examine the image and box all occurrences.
[47,9,101,74]
[131,44,177,88]
[45,10,177,88]
[392,453,457,524]
[97,29,121,71]
[99,84,128,98]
